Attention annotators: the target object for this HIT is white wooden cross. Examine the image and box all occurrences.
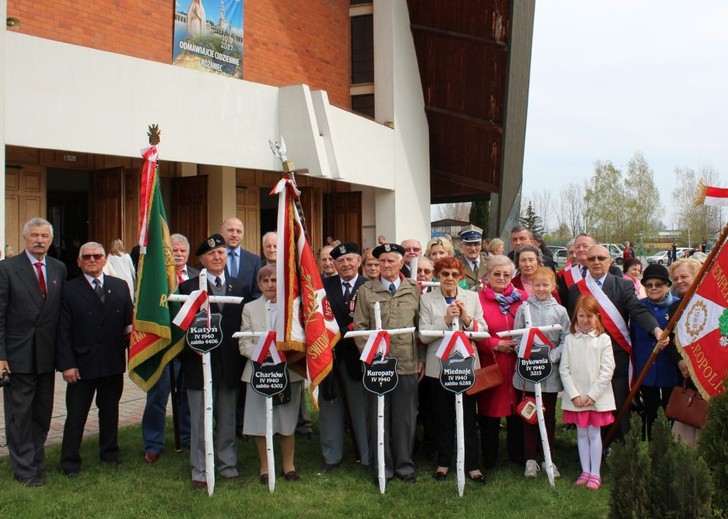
[168,270,245,496]
[498,313,563,488]
[232,312,282,494]
[420,317,490,496]
[345,301,415,494]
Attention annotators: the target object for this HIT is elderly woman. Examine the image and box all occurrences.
[630,264,680,440]
[239,264,303,483]
[512,245,542,297]
[361,248,380,280]
[623,258,646,299]
[477,255,528,468]
[419,258,488,484]
[424,237,468,289]
[667,258,703,445]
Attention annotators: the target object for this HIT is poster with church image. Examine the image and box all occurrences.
[173,0,243,78]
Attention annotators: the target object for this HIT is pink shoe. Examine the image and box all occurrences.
[574,472,589,486]
[586,475,601,490]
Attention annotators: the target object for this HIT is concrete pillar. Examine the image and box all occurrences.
[200,165,236,232]
[1,0,8,254]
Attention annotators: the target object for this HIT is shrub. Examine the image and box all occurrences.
[609,413,651,519]
[652,441,713,518]
[698,378,728,516]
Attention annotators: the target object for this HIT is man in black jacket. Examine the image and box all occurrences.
[56,242,133,476]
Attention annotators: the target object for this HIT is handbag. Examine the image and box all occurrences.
[465,347,504,396]
[272,383,292,407]
[516,396,539,425]
[665,381,708,429]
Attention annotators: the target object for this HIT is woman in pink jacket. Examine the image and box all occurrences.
[477,255,528,469]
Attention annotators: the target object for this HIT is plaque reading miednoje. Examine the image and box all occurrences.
[439,352,476,394]
[185,312,223,354]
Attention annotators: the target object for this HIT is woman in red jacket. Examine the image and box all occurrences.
[477,255,528,469]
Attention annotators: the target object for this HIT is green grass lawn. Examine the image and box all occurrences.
[0,412,610,518]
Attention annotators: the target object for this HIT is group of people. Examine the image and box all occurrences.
[0,216,702,494]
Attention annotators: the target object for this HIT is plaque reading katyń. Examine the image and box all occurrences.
[363,354,399,395]
[439,352,475,394]
[185,312,223,353]
[251,359,289,397]
[517,344,553,384]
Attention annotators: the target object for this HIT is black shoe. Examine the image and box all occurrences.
[398,473,417,484]
[101,458,121,467]
[431,470,448,482]
[17,475,44,487]
[63,470,79,478]
[321,462,341,473]
[282,470,301,481]
[468,472,486,485]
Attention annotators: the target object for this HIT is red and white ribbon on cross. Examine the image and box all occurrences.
[517,328,555,359]
[360,330,391,365]
[436,331,476,360]
[172,289,209,330]
[252,331,286,364]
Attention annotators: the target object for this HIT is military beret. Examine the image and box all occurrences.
[330,242,361,259]
[372,243,405,258]
[196,233,226,256]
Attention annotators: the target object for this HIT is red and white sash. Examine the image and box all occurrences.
[562,264,583,289]
[436,331,476,360]
[575,276,633,356]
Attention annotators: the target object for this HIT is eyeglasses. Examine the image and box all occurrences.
[644,282,666,289]
[80,253,104,261]
[586,255,610,262]
[417,268,433,275]
[404,247,421,252]
[490,272,512,278]
[438,271,461,278]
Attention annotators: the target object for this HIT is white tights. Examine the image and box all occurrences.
[576,426,602,477]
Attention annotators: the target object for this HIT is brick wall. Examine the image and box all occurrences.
[7,0,351,109]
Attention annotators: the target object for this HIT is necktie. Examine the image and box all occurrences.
[343,282,352,302]
[472,260,478,272]
[389,283,396,295]
[228,250,238,278]
[34,262,47,298]
[177,270,184,284]
[93,278,105,303]
[215,276,222,288]
[581,266,587,278]
[596,280,602,287]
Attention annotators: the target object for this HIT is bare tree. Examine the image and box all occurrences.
[431,202,472,222]
[672,165,722,246]
[558,181,587,237]
[526,191,554,232]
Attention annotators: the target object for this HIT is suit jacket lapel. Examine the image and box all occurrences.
[15,256,45,308]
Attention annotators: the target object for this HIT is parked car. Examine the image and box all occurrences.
[600,243,626,265]
[646,250,669,265]
[553,248,569,269]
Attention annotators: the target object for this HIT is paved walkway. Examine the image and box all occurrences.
[0,372,151,458]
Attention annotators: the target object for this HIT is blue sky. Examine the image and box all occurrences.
[523,0,728,228]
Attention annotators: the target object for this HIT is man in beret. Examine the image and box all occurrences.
[458,225,489,290]
[318,242,370,471]
[353,243,422,483]
[179,234,246,490]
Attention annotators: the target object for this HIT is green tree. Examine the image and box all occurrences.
[584,160,626,242]
[468,199,489,234]
[519,201,545,235]
[623,151,662,241]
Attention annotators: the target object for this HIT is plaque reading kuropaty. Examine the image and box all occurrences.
[517,344,553,384]
[251,360,289,397]
[185,312,223,354]
[363,354,399,395]
[439,352,475,394]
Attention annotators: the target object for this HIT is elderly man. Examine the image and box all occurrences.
[400,239,423,277]
[319,245,337,278]
[319,242,370,471]
[0,217,67,487]
[457,225,489,290]
[57,242,133,476]
[354,243,422,483]
[179,234,246,489]
[141,233,196,463]
[558,234,621,306]
[261,232,277,265]
[220,217,261,300]
[568,243,663,439]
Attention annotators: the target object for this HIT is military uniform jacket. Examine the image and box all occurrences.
[353,276,422,375]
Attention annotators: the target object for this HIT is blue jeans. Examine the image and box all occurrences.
[141,359,190,454]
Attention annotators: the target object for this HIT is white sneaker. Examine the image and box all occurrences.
[524,459,540,478]
[542,461,561,478]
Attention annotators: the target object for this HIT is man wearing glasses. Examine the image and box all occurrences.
[56,242,133,477]
[457,225,489,291]
[400,239,423,279]
[568,243,663,440]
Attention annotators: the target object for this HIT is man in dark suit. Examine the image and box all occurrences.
[220,217,261,300]
[558,234,623,308]
[568,244,663,439]
[141,233,197,462]
[0,217,66,487]
[319,242,370,471]
[56,242,133,476]
[179,233,246,490]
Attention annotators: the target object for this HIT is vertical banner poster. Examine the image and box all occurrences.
[173,0,244,78]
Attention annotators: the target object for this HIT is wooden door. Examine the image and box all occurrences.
[90,167,124,250]
[236,186,259,254]
[123,168,140,249]
[324,191,362,249]
[4,165,46,257]
[172,176,208,265]
[298,186,322,252]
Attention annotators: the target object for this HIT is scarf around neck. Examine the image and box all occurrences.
[484,284,523,315]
